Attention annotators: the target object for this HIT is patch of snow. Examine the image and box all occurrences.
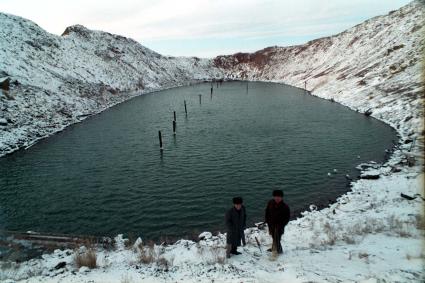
[198,232,213,240]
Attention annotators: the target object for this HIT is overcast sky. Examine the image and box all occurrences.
[0,0,411,57]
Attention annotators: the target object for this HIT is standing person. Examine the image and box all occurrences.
[225,197,246,258]
[265,189,290,254]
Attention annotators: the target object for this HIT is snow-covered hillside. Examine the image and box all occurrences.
[0,0,424,282]
[0,1,423,157]
[215,0,424,146]
[0,15,223,156]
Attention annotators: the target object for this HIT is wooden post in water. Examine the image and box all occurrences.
[173,111,176,121]
[246,82,248,93]
[158,130,163,150]
[210,86,213,95]
[199,94,202,104]
[184,100,187,115]
[173,120,176,135]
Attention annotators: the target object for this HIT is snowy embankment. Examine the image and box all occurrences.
[1,1,424,282]
[0,15,223,156]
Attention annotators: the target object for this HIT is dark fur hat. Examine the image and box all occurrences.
[233,197,243,204]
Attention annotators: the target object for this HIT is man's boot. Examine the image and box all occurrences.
[230,246,241,255]
[226,244,231,258]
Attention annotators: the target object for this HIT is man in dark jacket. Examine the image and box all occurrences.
[265,189,290,254]
[225,197,246,258]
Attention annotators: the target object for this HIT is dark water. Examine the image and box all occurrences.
[0,82,397,240]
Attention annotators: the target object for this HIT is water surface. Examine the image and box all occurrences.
[0,82,397,240]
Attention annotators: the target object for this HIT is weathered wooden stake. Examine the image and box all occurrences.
[173,120,176,135]
[173,111,176,121]
[409,137,416,152]
[199,94,202,104]
[210,87,213,95]
[158,130,163,150]
[184,100,187,115]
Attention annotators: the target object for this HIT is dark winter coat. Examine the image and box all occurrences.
[265,200,290,234]
[225,206,246,247]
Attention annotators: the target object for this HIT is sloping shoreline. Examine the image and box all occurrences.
[0,79,209,157]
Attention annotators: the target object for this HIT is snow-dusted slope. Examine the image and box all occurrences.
[215,0,424,146]
[0,14,223,156]
[0,1,423,157]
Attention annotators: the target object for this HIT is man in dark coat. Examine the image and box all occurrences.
[265,189,290,254]
[225,197,246,258]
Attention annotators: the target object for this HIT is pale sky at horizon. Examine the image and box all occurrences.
[0,0,412,58]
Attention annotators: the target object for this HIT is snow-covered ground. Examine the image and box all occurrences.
[1,153,423,283]
[1,0,424,282]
